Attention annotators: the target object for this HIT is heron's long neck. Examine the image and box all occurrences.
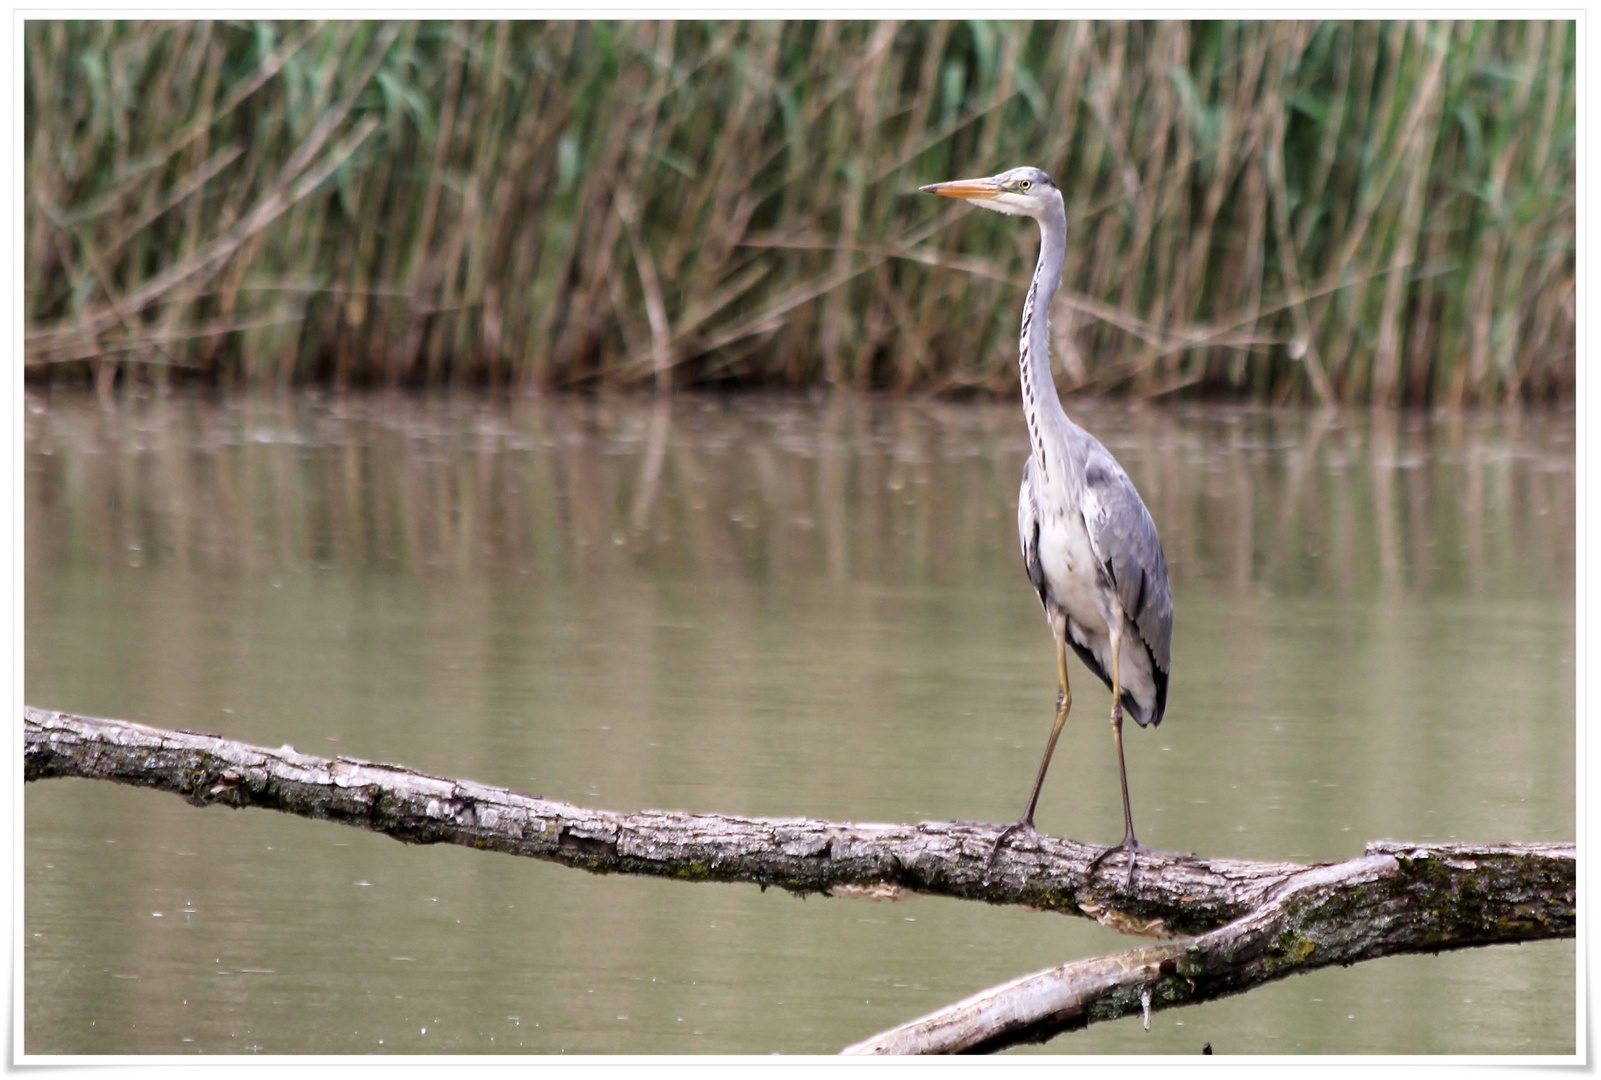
[1019,201,1068,478]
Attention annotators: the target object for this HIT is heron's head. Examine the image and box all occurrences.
[919,166,1060,218]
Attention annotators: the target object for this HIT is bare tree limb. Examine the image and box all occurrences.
[24,706,1303,932]
[24,706,1573,1056]
[843,840,1573,1053]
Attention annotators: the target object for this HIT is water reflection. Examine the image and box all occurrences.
[23,392,1574,598]
[24,391,1574,1056]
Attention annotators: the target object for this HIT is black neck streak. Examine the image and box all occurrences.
[1019,280,1049,483]
[1018,193,1068,491]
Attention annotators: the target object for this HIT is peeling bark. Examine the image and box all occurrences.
[24,706,1574,1055]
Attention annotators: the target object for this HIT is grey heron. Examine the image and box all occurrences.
[921,167,1173,888]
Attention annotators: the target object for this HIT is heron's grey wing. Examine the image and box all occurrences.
[1079,447,1173,674]
[1017,456,1047,609]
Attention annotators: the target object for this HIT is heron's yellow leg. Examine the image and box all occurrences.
[1057,636,1072,710]
[1109,632,1122,724]
[1090,626,1143,888]
[984,637,1072,875]
[1018,637,1073,826]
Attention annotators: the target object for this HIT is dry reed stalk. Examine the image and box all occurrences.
[1370,22,1448,407]
[24,20,1573,403]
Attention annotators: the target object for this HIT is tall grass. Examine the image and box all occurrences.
[24,20,1575,404]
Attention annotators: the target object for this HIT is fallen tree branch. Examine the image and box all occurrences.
[23,706,1305,934]
[25,706,1574,1055]
[843,840,1574,1053]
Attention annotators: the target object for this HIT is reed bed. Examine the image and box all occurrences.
[24,20,1574,404]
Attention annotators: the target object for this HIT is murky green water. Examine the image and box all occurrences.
[24,391,1574,1055]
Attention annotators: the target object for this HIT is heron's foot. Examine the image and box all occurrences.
[1087,836,1147,891]
[981,818,1038,883]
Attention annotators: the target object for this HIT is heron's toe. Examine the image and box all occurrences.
[981,819,1039,881]
[1086,838,1147,890]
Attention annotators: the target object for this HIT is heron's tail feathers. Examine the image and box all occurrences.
[1131,661,1169,728]
[1065,635,1168,728]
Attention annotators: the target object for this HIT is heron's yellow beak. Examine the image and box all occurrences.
[919,177,1005,199]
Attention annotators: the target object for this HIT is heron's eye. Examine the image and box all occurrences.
[1019,180,1032,191]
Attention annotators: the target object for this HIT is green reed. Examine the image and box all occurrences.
[24,20,1574,404]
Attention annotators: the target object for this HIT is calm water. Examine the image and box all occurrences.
[24,390,1574,1056]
